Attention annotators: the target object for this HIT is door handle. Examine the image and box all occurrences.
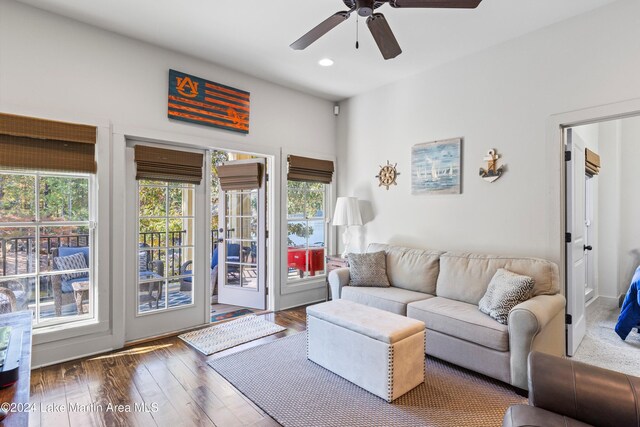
[584,245,593,251]
[218,238,224,243]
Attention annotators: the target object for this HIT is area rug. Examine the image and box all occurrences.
[211,308,254,322]
[573,297,640,376]
[179,314,285,355]
[208,332,525,427]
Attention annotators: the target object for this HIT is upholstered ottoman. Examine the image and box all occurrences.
[306,299,426,402]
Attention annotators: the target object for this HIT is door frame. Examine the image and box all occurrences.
[217,158,267,309]
[551,98,640,356]
[113,125,280,343]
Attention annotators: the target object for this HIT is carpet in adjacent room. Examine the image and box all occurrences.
[573,296,640,376]
[209,332,525,427]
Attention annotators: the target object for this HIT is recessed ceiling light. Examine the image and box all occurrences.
[318,58,334,67]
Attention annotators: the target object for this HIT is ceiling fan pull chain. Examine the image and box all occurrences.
[355,15,360,49]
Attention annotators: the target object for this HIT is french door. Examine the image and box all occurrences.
[217,159,267,310]
[125,143,208,342]
[565,128,587,356]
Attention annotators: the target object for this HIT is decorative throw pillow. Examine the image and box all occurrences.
[54,252,88,282]
[478,268,534,325]
[347,251,391,287]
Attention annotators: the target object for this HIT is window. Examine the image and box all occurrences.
[0,171,94,326]
[286,181,327,281]
[137,180,195,314]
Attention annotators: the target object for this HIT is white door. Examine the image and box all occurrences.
[217,159,267,309]
[566,128,587,356]
[125,144,208,342]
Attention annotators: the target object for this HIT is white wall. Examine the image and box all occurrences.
[619,116,640,295]
[0,0,337,365]
[597,120,621,298]
[336,0,640,269]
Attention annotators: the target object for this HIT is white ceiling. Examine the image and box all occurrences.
[17,0,616,101]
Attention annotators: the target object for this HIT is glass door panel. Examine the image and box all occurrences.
[217,160,266,309]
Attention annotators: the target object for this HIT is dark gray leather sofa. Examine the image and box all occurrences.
[503,351,640,427]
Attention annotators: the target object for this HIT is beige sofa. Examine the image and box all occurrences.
[328,243,566,390]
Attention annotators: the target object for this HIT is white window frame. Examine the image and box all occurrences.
[280,150,336,299]
[285,181,329,283]
[0,170,97,328]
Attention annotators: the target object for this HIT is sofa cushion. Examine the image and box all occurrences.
[367,243,443,294]
[347,251,391,287]
[479,269,534,324]
[407,297,509,351]
[341,286,433,316]
[436,252,560,305]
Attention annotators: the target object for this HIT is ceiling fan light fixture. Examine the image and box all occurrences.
[292,0,483,59]
[318,58,335,67]
[356,0,375,16]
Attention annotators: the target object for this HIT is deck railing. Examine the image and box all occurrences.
[1,230,220,277]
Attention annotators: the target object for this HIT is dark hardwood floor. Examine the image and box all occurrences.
[29,307,307,427]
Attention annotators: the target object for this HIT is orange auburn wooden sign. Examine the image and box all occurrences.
[168,69,250,134]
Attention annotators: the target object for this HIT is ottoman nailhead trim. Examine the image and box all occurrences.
[423,330,427,380]
[387,344,394,402]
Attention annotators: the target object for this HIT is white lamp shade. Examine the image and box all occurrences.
[332,197,363,226]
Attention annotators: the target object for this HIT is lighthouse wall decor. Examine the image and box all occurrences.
[479,149,505,183]
[411,138,462,195]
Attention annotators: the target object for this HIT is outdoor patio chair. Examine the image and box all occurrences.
[179,243,241,293]
[138,243,165,309]
[51,246,90,317]
[0,281,28,314]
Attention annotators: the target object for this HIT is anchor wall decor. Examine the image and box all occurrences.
[479,149,505,183]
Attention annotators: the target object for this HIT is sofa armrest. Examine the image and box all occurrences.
[528,351,640,427]
[328,268,350,299]
[508,294,566,389]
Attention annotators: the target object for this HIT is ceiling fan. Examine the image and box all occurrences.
[290,0,483,60]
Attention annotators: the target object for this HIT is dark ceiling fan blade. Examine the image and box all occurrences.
[366,13,402,60]
[389,0,482,8]
[290,11,351,50]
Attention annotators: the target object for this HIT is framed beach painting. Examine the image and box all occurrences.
[411,138,462,195]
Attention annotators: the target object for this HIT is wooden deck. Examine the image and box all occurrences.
[28,307,307,427]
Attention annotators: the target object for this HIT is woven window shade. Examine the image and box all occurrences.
[585,148,600,176]
[217,163,262,191]
[287,155,334,184]
[135,145,204,184]
[0,113,96,173]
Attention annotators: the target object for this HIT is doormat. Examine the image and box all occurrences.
[179,314,285,356]
[211,308,254,322]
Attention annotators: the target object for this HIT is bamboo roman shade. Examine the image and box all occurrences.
[134,145,204,184]
[217,163,262,191]
[585,148,601,176]
[287,155,334,184]
[0,113,97,173]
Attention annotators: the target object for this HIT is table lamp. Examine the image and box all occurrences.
[332,197,363,258]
